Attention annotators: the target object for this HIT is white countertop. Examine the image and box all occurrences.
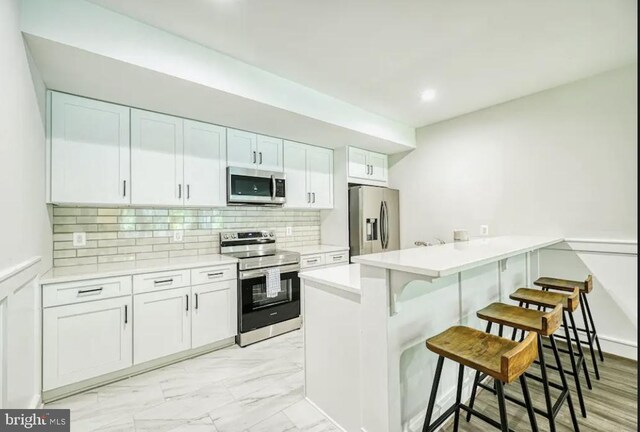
[351,235,563,278]
[41,254,238,285]
[299,263,361,295]
[283,244,349,255]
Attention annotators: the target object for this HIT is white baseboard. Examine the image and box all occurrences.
[599,334,638,360]
[29,394,43,409]
[305,396,348,432]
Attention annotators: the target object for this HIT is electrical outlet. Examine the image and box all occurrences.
[286,226,293,237]
[173,231,184,242]
[480,225,489,236]
[72,232,87,247]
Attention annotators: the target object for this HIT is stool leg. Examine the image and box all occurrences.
[579,293,600,380]
[520,375,539,432]
[537,334,556,432]
[568,310,593,390]
[453,364,464,432]
[550,335,581,432]
[511,302,523,341]
[422,356,445,432]
[583,293,604,362]
[466,322,492,422]
[495,381,509,432]
[563,311,588,418]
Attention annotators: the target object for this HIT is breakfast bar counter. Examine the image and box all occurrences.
[299,235,562,432]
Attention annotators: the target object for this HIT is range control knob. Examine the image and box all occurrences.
[223,234,229,239]
[269,231,275,237]
[231,233,237,239]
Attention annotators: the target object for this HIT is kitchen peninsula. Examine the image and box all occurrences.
[300,235,562,432]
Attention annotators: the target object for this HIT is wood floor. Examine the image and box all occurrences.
[443,351,638,431]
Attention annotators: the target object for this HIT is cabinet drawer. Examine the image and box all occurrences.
[133,269,190,294]
[326,251,348,265]
[43,276,132,308]
[300,254,325,269]
[191,264,237,286]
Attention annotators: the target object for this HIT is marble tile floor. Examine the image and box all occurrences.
[46,330,338,432]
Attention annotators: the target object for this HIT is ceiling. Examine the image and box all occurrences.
[87,0,637,128]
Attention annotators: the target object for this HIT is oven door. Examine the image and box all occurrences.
[238,265,300,333]
[227,167,286,205]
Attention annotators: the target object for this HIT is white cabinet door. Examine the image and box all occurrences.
[256,135,284,172]
[191,280,237,349]
[368,151,388,182]
[227,128,257,169]
[283,140,309,208]
[131,109,184,206]
[43,296,132,390]
[134,287,191,364]
[184,120,226,207]
[348,147,369,180]
[307,146,333,208]
[50,92,130,205]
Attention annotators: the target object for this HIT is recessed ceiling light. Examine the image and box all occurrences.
[421,89,437,102]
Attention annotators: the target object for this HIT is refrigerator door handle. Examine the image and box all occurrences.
[379,201,387,249]
[382,200,389,249]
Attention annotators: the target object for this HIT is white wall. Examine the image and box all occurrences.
[0,0,52,408]
[390,65,638,357]
[390,64,637,245]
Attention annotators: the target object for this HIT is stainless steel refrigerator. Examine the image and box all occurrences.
[349,186,400,257]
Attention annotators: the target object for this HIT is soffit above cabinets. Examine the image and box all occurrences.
[20,0,416,155]
[88,0,637,128]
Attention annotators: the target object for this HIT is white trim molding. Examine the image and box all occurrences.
[547,239,637,256]
[0,256,42,300]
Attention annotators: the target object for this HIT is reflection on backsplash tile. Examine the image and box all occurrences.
[52,206,320,267]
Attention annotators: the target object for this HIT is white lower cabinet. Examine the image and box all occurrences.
[43,296,132,391]
[191,280,237,349]
[133,286,191,365]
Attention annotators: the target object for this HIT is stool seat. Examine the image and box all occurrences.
[477,303,562,336]
[510,287,579,312]
[426,326,537,383]
[535,275,592,294]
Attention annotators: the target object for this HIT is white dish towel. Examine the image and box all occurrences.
[265,267,281,298]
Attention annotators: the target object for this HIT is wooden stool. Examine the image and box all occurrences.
[536,275,603,380]
[510,287,591,418]
[468,303,580,432]
[422,326,539,432]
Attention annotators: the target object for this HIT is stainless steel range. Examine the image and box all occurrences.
[220,229,301,347]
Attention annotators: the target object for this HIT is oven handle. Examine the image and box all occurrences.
[239,263,300,280]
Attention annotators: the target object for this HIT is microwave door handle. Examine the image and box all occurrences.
[271,175,276,200]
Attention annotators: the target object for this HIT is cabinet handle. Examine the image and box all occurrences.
[370,165,374,176]
[195,293,199,310]
[123,180,127,197]
[307,259,318,264]
[124,304,128,324]
[78,287,103,295]
[333,255,343,261]
[253,151,257,163]
[312,192,316,203]
[186,294,189,311]
[259,152,263,164]
[208,272,224,278]
[307,192,311,203]
[154,278,174,286]
[187,184,190,200]
[178,184,182,199]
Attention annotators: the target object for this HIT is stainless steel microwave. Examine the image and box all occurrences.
[227,167,286,205]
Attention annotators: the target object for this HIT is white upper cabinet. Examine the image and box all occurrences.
[131,109,184,206]
[50,92,130,205]
[348,146,388,183]
[283,141,308,208]
[256,135,284,172]
[284,140,333,209]
[227,128,283,172]
[307,146,333,208]
[183,120,227,207]
[226,128,257,169]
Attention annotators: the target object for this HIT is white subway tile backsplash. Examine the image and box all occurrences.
[52,206,321,267]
